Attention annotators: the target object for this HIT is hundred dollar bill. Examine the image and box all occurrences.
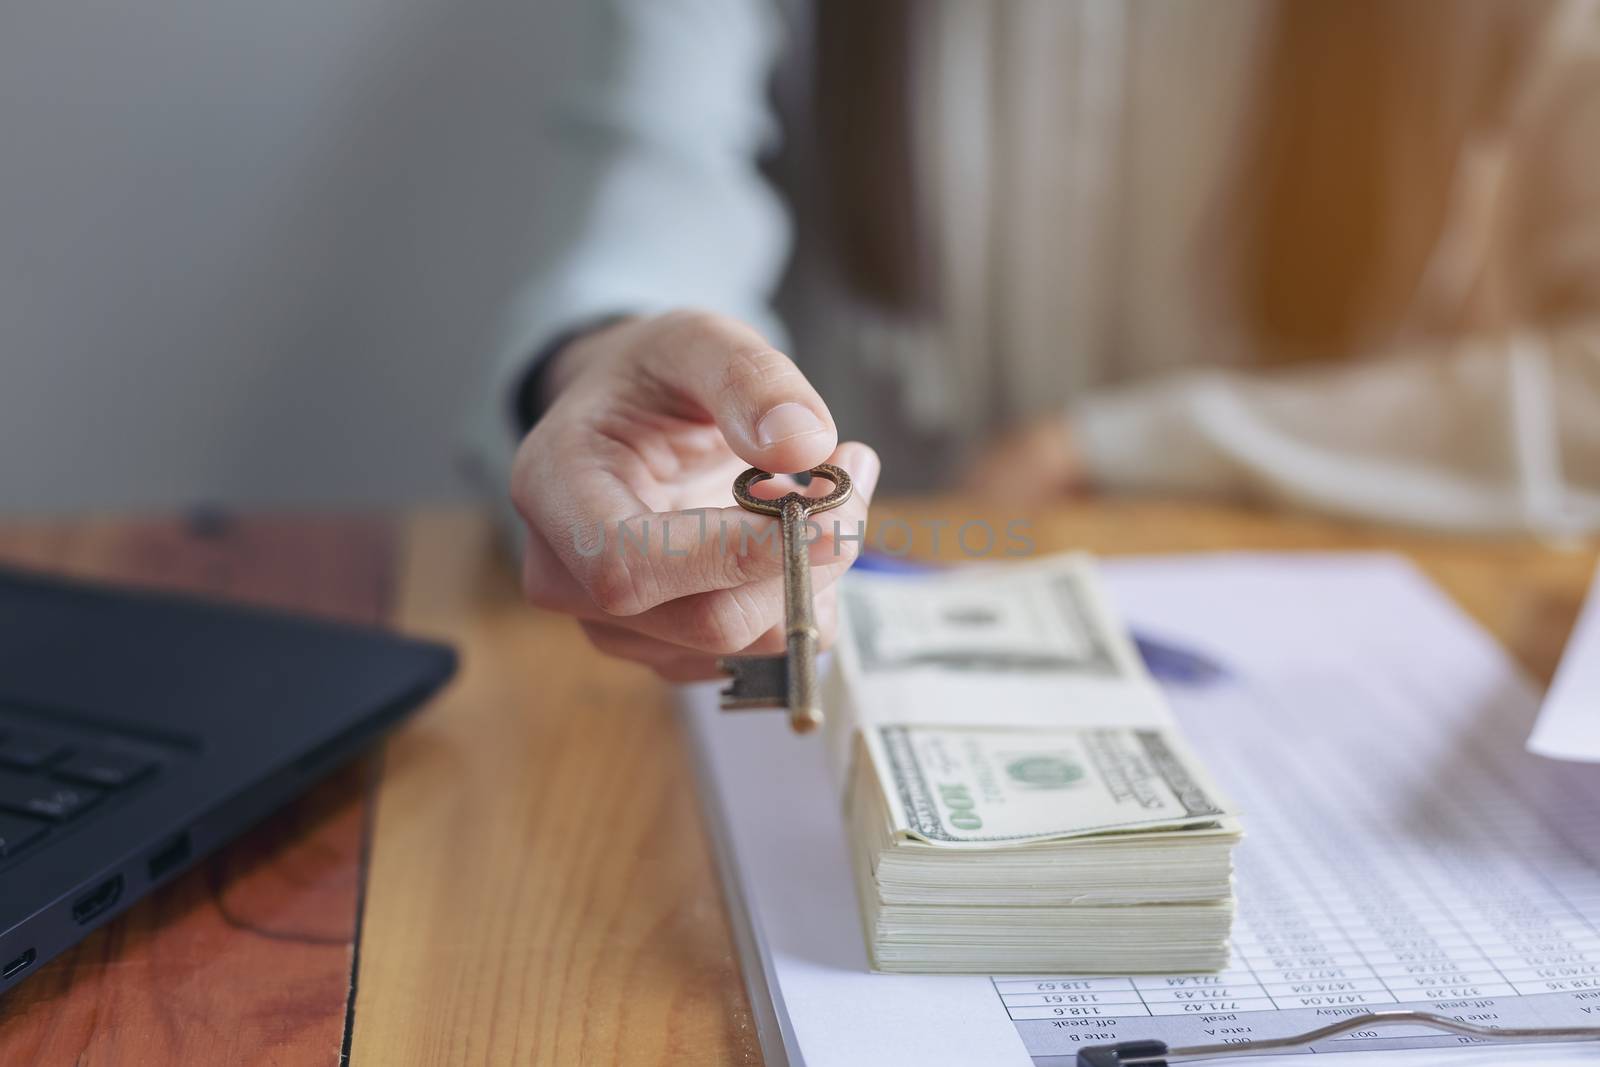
[840,561,1131,676]
[824,554,1186,788]
[827,553,1241,973]
[860,723,1233,847]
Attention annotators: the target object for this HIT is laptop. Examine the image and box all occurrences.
[0,563,456,989]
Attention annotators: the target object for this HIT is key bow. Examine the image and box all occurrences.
[731,464,852,517]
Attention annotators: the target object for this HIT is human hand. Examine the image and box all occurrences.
[963,414,1084,502]
[512,311,880,680]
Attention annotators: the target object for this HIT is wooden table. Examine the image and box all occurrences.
[0,501,1593,1066]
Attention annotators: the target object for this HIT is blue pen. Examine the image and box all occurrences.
[851,551,1229,685]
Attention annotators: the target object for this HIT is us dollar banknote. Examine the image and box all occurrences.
[862,723,1232,847]
[826,553,1241,973]
[840,562,1127,676]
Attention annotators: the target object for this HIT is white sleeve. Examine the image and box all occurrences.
[463,0,791,534]
[1072,328,1600,534]
[495,0,792,364]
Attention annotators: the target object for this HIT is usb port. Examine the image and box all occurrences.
[3,948,35,980]
[71,875,123,925]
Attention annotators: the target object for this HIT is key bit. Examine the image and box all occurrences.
[718,656,790,710]
[717,463,853,734]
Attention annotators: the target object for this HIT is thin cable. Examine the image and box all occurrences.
[1115,1009,1600,1064]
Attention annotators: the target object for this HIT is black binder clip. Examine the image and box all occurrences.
[1076,1038,1167,1066]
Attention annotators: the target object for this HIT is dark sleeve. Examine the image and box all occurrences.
[509,313,633,436]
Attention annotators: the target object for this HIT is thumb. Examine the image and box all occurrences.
[648,311,837,473]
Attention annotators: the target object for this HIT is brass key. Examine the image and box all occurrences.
[718,463,853,733]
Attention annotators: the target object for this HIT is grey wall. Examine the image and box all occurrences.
[0,1,556,514]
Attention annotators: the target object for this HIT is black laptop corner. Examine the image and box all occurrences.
[0,563,456,990]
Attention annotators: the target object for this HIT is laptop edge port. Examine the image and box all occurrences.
[71,875,124,925]
[2,948,35,980]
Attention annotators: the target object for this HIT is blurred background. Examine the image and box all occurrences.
[5,1,1596,534]
[0,1,555,514]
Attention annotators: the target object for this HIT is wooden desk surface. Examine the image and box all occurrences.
[0,501,1594,1066]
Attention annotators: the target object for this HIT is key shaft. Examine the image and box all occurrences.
[718,464,853,734]
[777,496,822,732]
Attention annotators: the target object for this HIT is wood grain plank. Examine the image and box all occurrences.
[350,503,1596,1067]
[0,514,395,1067]
[351,513,761,1067]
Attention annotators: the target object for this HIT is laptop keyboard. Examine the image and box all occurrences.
[0,727,161,858]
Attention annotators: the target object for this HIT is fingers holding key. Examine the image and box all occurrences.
[532,552,849,657]
[508,307,878,678]
[521,441,879,620]
[645,310,838,475]
[745,441,879,570]
[578,584,841,680]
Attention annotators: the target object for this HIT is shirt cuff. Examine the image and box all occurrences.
[509,312,635,436]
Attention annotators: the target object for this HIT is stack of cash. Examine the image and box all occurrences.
[823,554,1240,974]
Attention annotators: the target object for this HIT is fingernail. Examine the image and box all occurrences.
[756,402,825,446]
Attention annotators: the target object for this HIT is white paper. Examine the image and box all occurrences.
[1530,562,1600,762]
[683,554,1600,1065]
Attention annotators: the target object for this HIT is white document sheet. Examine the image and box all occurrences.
[1530,563,1600,762]
[682,555,1600,1066]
